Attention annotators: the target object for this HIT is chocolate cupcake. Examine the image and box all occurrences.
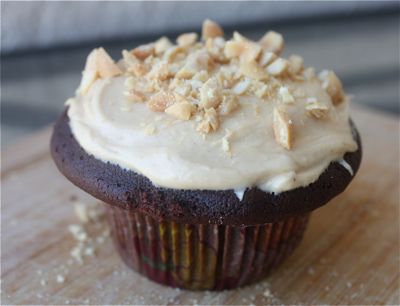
[51,20,361,290]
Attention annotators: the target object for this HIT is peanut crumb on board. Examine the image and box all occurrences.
[33,198,111,291]
[74,19,347,148]
[56,274,65,284]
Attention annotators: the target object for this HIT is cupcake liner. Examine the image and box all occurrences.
[105,204,310,290]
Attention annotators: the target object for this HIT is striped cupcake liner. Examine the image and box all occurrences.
[105,205,310,290]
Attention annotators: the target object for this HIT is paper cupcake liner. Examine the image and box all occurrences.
[105,205,310,290]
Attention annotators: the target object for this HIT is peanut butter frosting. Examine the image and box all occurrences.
[66,20,358,194]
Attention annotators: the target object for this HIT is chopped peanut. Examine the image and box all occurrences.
[305,98,329,119]
[259,31,284,55]
[78,48,121,94]
[218,95,239,116]
[224,41,243,59]
[124,89,146,102]
[221,137,230,152]
[240,60,268,81]
[233,32,262,62]
[303,67,316,80]
[96,48,122,78]
[232,78,251,95]
[202,19,224,40]
[174,84,192,97]
[176,50,211,79]
[193,70,209,82]
[266,58,289,76]
[241,42,262,62]
[288,55,304,75]
[129,63,148,76]
[147,91,176,112]
[253,82,270,98]
[199,78,222,109]
[147,60,170,81]
[177,32,198,47]
[259,51,277,67]
[165,101,195,120]
[132,43,154,60]
[319,70,345,105]
[197,108,219,133]
[154,37,173,54]
[206,37,227,63]
[279,86,295,104]
[163,46,185,62]
[224,33,261,62]
[273,107,293,150]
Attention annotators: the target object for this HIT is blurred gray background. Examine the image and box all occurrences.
[1,1,399,148]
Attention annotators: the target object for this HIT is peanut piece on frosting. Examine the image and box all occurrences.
[163,46,185,63]
[266,58,289,76]
[305,98,329,119]
[319,70,345,105]
[202,19,224,40]
[193,70,209,82]
[221,129,233,154]
[176,50,211,79]
[232,78,251,95]
[273,107,293,150]
[240,60,268,81]
[224,32,262,62]
[78,48,121,95]
[96,48,122,78]
[224,41,243,59]
[147,91,176,112]
[206,37,227,63]
[132,43,154,60]
[147,60,170,81]
[154,37,173,54]
[218,94,239,116]
[130,63,148,77]
[199,78,222,109]
[253,82,269,98]
[279,86,295,104]
[303,67,316,80]
[165,101,195,120]
[288,55,304,75]
[124,89,146,102]
[233,32,262,62]
[259,51,277,67]
[221,137,230,153]
[242,43,262,62]
[259,31,284,55]
[174,83,192,97]
[197,108,219,134]
[177,33,198,47]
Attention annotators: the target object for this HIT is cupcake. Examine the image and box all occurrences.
[51,19,361,290]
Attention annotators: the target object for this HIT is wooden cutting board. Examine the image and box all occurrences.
[2,105,399,305]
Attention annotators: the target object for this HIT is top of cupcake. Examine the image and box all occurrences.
[66,20,358,195]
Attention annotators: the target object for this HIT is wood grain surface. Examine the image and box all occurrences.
[1,105,399,305]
